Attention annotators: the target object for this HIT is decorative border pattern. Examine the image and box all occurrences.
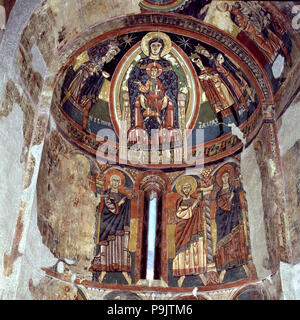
[52,101,263,169]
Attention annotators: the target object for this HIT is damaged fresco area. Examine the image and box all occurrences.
[37,131,98,278]
[29,277,78,300]
[0,79,35,164]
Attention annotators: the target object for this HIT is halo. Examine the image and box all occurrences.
[105,169,125,189]
[73,154,91,176]
[175,175,197,197]
[146,62,163,78]
[141,32,172,57]
[216,164,235,187]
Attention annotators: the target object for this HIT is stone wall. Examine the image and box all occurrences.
[277,94,300,299]
[278,94,300,264]
[240,143,270,280]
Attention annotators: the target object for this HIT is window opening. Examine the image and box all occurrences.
[146,191,157,280]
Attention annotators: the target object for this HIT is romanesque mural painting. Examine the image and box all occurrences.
[38,131,256,288]
[167,161,255,287]
[88,169,136,285]
[41,0,300,294]
[3,0,300,301]
[186,0,295,93]
[141,0,297,93]
[58,29,260,166]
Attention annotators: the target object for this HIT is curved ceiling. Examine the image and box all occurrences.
[51,0,299,169]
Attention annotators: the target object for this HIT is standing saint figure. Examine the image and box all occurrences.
[64,41,120,133]
[229,3,286,64]
[196,45,253,116]
[211,164,249,282]
[172,176,207,287]
[63,60,99,105]
[89,172,131,284]
[128,32,178,139]
[191,54,240,137]
[231,1,292,66]
[215,53,254,114]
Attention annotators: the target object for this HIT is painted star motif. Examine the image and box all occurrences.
[176,36,192,50]
[122,35,137,48]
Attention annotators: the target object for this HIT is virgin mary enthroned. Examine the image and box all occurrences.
[128,32,179,139]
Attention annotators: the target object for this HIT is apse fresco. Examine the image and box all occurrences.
[37,130,257,288]
[37,0,300,299]
[57,29,261,167]
[55,0,299,169]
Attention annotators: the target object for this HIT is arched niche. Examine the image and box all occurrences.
[232,284,269,300]
[134,171,171,285]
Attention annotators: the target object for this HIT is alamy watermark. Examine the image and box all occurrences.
[95,121,205,172]
[292,5,300,30]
